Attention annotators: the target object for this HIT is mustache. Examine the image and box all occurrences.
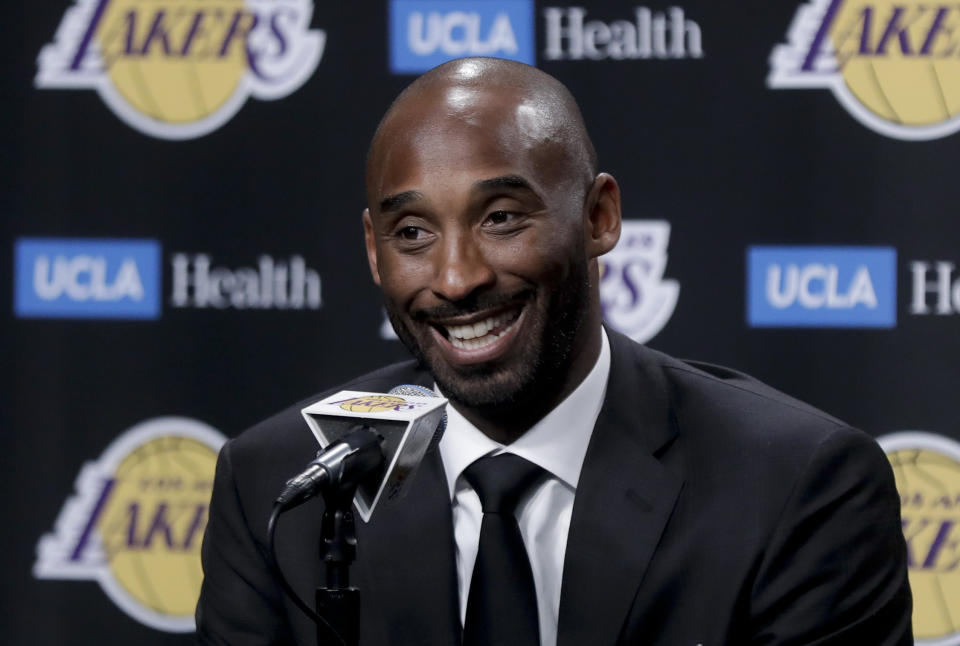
[411,288,534,321]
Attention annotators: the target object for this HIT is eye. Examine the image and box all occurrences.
[484,210,516,226]
[398,225,424,240]
[390,221,434,250]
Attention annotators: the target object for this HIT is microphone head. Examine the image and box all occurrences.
[300,387,448,522]
[387,384,447,447]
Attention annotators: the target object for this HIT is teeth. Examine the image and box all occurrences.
[444,311,518,350]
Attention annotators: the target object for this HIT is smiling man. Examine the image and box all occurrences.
[362,58,617,443]
[197,58,912,646]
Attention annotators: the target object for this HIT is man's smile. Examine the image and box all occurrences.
[440,308,522,349]
[423,301,527,364]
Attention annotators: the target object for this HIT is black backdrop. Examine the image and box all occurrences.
[4,0,959,644]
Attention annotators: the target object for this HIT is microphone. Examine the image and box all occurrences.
[274,424,384,511]
[276,385,447,520]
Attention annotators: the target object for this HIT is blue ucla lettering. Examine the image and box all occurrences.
[765,263,877,310]
[32,254,145,303]
[407,11,518,57]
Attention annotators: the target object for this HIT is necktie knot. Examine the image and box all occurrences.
[463,454,544,515]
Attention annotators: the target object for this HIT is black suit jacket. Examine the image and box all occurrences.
[196,331,912,645]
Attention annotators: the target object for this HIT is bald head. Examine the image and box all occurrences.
[366,58,597,209]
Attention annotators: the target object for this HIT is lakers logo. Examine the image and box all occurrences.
[879,431,960,644]
[34,417,226,632]
[769,0,960,140]
[330,395,427,413]
[599,220,679,344]
[36,0,325,140]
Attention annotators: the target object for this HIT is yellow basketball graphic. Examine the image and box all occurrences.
[338,395,409,413]
[33,417,225,632]
[881,433,960,644]
[96,0,248,124]
[768,0,960,139]
[37,0,326,139]
[829,0,960,127]
[96,434,218,618]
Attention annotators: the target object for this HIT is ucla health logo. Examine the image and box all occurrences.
[769,0,960,140]
[36,0,325,140]
[747,246,896,327]
[390,0,534,73]
[599,220,679,344]
[34,417,226,632]
[15,238,161,319]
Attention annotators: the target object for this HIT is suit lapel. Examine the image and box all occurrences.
[356,423,461,645]
[557,331,684,646]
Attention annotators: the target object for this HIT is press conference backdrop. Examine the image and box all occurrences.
[3,0,959,643]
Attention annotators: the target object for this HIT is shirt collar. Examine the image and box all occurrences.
[437,328,611,500]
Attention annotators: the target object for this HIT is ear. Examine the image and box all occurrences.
[584,173,622,258]
[362,208,382,286]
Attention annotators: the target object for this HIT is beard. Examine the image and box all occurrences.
[384,256,592,412]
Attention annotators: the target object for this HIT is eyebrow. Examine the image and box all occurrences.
[473,175,535,194]
[377,175,537,214]
[379,190,424,214]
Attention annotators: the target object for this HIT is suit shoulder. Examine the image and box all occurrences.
[630,341,865,458]
[665,353,845,427]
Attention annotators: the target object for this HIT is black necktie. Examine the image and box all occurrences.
[462,454,545,646]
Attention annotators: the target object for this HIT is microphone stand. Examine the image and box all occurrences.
[316,470,361,646]
[271,427,382,646]
[317,484,360,646]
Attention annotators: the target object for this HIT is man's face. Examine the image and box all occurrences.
[364,85,596,409]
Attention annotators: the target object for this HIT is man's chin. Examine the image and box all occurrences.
[388,310,544,408]
[417,347,531,408]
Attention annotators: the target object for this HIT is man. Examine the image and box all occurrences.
[196,58,912,645]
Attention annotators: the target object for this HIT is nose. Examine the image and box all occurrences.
[431,232,496,302]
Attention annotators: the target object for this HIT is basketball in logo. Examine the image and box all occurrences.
[36,0,326,139]
[831,0,960,128]
[34,417,226,632]
[878,432,960,645]
[769,0,960,140]
[337,395,408,413]
[98,0,249,125]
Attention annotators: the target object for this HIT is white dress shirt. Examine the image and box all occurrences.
[437,329,611,646]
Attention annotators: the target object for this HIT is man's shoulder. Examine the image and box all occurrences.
[610,331,874,461]
[660,349,846,430]
[610,331,895,525]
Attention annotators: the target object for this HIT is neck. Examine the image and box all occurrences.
[451,323,604,444]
